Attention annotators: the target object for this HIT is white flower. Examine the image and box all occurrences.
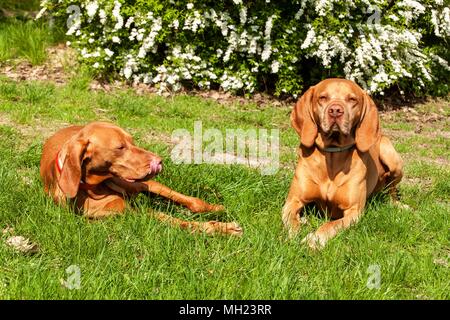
[125,17,135,28]
[80,48,89,58]
[248,37,259,54]
[99,9,106,24]
[112,1,124,30]
[270,60,280,73]
[295,8,304,20]
[35,7,47,20]
[124,67,132,79]
[301,28,316,49]
[398,0,425,15]
[264,15,275,39]
[137,17,163,58]
[104,48,114,57]
[389,14,399,22]
[261,41,272,61]
[183,11,204,32]
[93,62,99,68]
[239,7,247,24]
[86,1,98,18]
[187,3,194,10]
[112,36,121,43]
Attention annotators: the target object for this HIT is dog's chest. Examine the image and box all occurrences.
[301,150,367,212]
[315,172,352,211]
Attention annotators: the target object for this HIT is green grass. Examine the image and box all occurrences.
[0,19,61,65]
[0,76,448,299]
[0,0,41,11]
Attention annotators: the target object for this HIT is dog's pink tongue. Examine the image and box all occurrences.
[150,162,162,175]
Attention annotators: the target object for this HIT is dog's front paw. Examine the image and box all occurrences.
[209,204,225,212]
[301,232,326,250]
[188,199,225,213]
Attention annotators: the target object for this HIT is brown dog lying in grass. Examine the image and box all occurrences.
[40,121,243,236]
[283,78,403,249]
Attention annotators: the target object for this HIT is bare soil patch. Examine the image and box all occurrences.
[0,44,77,85]
[0,112,69,140]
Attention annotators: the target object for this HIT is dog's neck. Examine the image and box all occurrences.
[312,131,356,179]
[315,131,356,152]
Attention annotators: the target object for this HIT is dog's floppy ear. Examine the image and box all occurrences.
[58,134,89,198]
[355,92,381,152]
[291,86,317,148]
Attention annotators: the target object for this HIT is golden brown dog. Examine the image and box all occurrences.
[40,122,242,236]
[283,78,403,249]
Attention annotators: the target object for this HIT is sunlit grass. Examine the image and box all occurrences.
[0,19,62,65]
[0,77,448,299]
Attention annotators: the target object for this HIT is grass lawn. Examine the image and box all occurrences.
[0,76,448,299]
[0,15,448,300]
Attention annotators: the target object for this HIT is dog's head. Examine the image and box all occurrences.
[291,78,380,152]
[57,122,162,197]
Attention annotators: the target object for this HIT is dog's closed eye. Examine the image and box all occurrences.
[319,94,328,102]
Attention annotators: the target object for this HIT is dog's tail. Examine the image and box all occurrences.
[149,211,243,237]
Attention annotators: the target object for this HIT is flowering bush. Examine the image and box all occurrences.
[38,0,450,97]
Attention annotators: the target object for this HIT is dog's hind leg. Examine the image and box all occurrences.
[150,211,243,237]
[379,136,404,201]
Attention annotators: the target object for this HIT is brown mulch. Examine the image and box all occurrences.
[0,44,77,85]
